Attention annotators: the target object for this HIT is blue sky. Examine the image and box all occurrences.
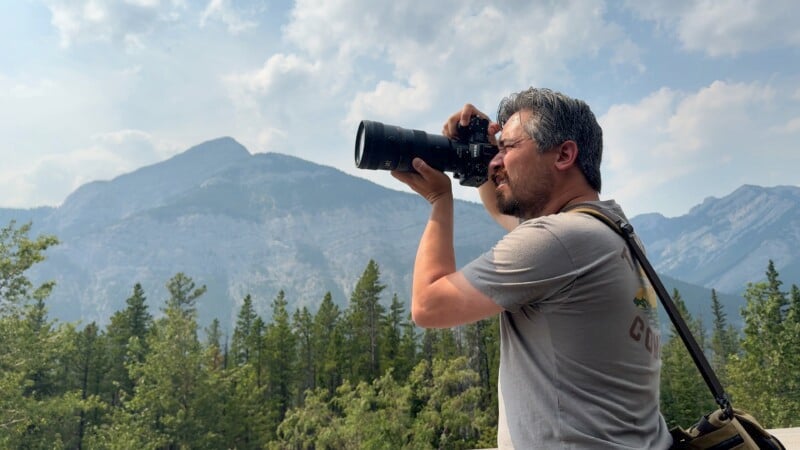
[2,0,799,217]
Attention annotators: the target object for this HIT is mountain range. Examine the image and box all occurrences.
[3,137,798,331]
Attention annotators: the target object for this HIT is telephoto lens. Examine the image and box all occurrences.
[354,121,452,172]
[354,117,497,187]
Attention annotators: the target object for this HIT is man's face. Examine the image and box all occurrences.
[490,111,556,220]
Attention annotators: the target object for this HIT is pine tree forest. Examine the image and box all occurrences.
[2,220,799,449]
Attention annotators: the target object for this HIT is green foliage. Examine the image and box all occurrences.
[659,289,716,427]
[264,290,297,432]
[2,241,798,447]
[293,306,316,399]
[408,357,495,449]
[0,221,58,313]
[105,283,152,405]
[727,261,800,427]
[231,293,258,366]
[314,292,345,395]
[274,358,493,449]
[709,288,740,384]
[346,259,386,383]
[116,273,214,449]
[164,272,207,316]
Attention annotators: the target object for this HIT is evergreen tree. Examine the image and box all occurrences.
[22,298,60,398]
[728,261,800,427]
[293,306,316,401]
[347,260,386,382]
[396,315,419,381]
[465,317,500,411]
[208,315,270,449]
[659,289,715,427]
[3,298,86,449]
[709,288,739,383]
[67,322,107,449]
[420,328,459,363]
[783,284,800,420]
[164,272,207,317]
[104,283,152,406]
[314,292,345,395]
[380,293,405,376]
[0,221,71,448]
[204,318,225,370]
[251,316,267,388]
[120,273,212,448]
[264,290,297,433]
[231,294,259,366]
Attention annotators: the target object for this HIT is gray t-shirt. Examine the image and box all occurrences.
[461,200,672,449]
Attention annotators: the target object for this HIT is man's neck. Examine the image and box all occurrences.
[521,191,600,220]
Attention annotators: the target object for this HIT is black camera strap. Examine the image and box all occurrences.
[563,203,733,418]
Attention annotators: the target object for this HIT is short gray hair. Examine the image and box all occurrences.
[496,87,603,192]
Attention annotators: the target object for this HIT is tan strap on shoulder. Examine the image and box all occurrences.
[565,206,623,234]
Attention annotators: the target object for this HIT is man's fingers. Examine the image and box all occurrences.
[459,104,477,127]
[443,103,489,138]
[412,157,429,173]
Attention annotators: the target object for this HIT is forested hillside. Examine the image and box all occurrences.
[2,221,799,448]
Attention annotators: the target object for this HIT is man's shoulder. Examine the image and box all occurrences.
[516,201,625,250]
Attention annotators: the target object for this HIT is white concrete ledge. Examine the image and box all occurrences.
[769,428,800,449]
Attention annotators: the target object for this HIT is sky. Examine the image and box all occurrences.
[2,0,799,218]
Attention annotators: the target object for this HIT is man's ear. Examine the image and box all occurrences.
[554,140,578,171]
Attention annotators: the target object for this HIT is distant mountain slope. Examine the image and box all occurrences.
[15,138,506,327]
[631,185,800,295]
[50,137,251,235]
[2,138,793,331]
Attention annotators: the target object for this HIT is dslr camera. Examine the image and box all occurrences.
[354,116,499,187]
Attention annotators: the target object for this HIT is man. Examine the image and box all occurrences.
[391,88,672,449]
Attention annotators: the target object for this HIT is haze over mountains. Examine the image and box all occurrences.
[3,137,798,330]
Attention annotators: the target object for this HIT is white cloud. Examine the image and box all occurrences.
[0,130,178,208]
[223,53,322,115]
[10,0,796,217]
[0,76,57,99]
[200,0,258,34]
[282,0,637,87]
[601,80,781,216]
[225,53,320,96]
[771,117,800,134]
[44,0,187,48]
[213,0,649,200]
[255,127,289,153]
[624,0,800,57]
[267,0,643,138]
[345,73,433,125]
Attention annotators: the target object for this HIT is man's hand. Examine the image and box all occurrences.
[441,103,501,142]
[391,158,452,205]
[442,104,518,231]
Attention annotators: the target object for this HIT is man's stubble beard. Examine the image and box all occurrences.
[495,173,554,220]
[496,190,522,218]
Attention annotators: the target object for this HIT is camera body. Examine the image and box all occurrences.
[354,116,498,187]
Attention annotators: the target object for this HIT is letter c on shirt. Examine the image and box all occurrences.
[629,315,645,341]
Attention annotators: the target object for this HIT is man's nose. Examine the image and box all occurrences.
[489,151,504,173]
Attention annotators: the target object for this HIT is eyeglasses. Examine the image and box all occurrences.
[497,136,532,154]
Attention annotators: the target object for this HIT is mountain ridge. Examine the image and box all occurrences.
[631,184,800,294]
[3,137,797,331]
